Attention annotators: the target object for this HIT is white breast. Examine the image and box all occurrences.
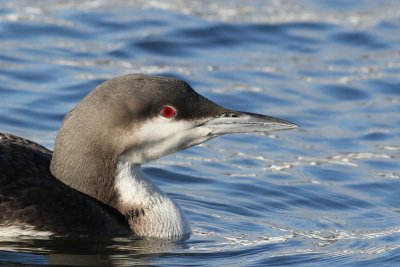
[114,162,191,239]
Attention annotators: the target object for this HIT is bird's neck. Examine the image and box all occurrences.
[50,125,190,238]
[113,161,191,239]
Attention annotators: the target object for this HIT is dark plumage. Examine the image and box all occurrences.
[0,133,130,236]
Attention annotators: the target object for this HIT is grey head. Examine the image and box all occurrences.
[50,74,297,206]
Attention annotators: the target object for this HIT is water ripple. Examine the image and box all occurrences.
[1,0,400,266]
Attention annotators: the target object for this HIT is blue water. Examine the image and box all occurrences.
[1,0,400,266]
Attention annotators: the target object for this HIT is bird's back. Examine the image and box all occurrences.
[0,133,131,237]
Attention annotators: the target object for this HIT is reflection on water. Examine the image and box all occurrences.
[1,0,400,266]
[0,236,189,266]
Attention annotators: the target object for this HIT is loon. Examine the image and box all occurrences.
[0,74,297,240]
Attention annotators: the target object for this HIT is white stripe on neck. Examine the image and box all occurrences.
[114,161,191,239]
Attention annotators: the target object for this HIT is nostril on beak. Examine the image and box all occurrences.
[221,112,240,118]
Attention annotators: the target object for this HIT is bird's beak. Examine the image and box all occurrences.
[203,110,298,136]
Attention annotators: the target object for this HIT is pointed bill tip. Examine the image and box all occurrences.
[274,119,299,131]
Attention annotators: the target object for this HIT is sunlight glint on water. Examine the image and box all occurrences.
[0,0,400,266]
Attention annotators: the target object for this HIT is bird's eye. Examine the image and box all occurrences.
[160,106,177,118]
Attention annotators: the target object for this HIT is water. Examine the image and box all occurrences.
[0,0,399,266]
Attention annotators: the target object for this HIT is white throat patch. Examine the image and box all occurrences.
[118,116,214,164]
[114,162,191,239]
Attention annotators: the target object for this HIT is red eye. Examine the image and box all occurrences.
[161,106,176,118]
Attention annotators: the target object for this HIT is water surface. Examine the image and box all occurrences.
[0,0,400,266]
